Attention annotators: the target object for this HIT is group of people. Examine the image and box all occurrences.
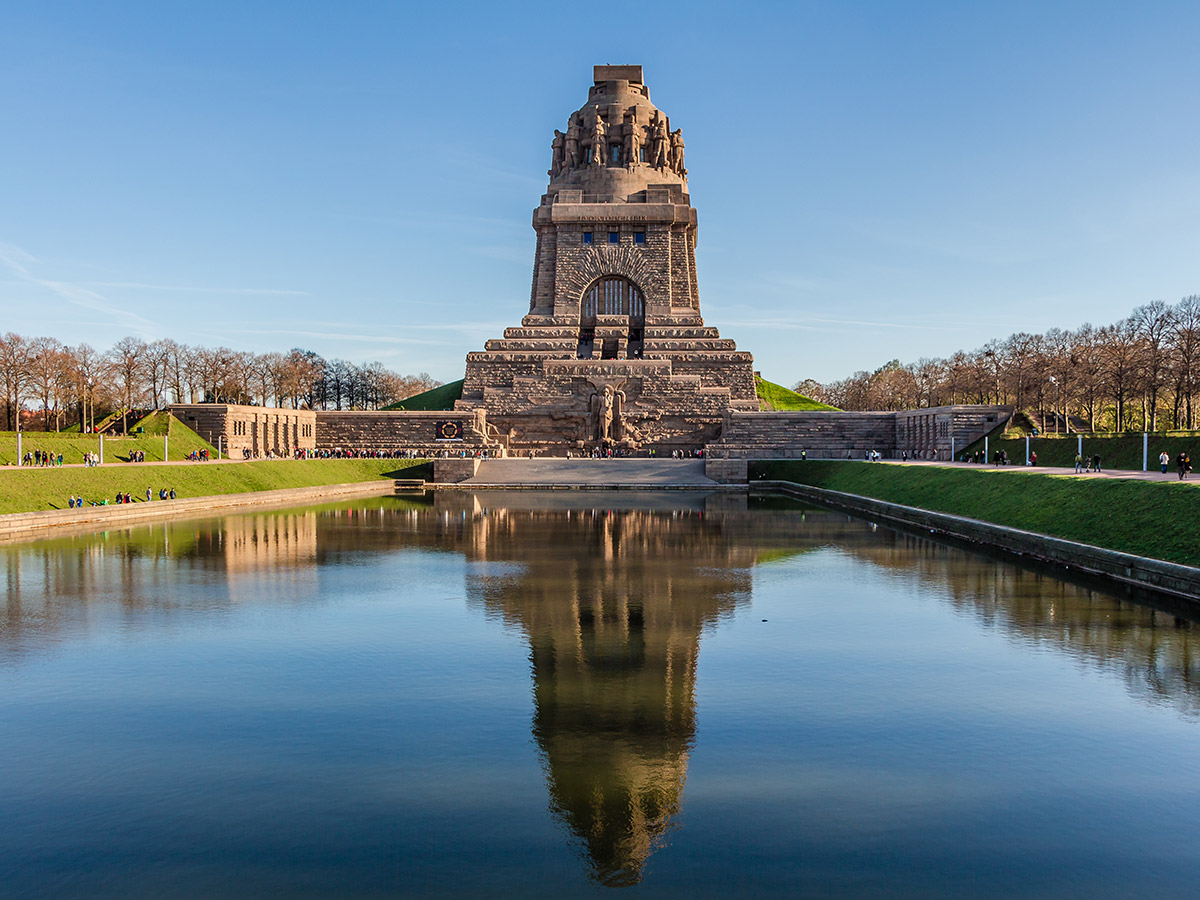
[127,450,147,462]
[21,449,64,467]
[67,486,178,508]
[1072,454,1104,473]
[185,449,212,461]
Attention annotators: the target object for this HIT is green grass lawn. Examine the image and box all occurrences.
[383,379,464,411]
[752,459,1200,567]
[0,458,430,514]
[756,376,838,411]
[1,418,216,466]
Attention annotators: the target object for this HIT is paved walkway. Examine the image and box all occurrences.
[899,459,1196,483]
[464,458,718,486]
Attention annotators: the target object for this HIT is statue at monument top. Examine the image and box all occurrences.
[546,65,688,199]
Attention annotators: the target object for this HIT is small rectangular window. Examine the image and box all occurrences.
[608,231,619,244]
[582,232,593,244]
[634,232,645,245]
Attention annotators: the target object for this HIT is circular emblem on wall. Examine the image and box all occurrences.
[437,419,463,441]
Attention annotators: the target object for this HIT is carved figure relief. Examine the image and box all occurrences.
[565,114,581,169]
[590,384,624,442]
[549,129,565,178]
[624,111,642,171]
[591,107,607,167]
[669,129,686,176]
[651,114,669,170]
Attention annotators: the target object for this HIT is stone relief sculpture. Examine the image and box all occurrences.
[669,129,686,176]
[591,107,607,167]
[549,129,565,178]
[590,384,624,443]
[624,111,642,170]
[651,114,669,170]
[565,113,581,170]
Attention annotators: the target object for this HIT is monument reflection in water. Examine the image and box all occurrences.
[447,494,761,885]
[3,493,1200,896]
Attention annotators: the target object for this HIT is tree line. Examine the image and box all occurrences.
[796,295,1200,432]
[0,333,442,431]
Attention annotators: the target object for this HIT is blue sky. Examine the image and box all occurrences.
[2,1,1198,385]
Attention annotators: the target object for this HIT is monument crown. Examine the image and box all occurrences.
[594,64,643,84]
[547,63,686,201]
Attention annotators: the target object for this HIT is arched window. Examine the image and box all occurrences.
[580,276,645,323]
[578,275,645,359]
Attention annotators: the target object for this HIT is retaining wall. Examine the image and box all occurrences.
[0,481,400,542]
[759,480,1200,601]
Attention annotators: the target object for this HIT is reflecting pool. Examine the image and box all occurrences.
[2,491,1199,898]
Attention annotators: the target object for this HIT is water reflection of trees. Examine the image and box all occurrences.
[773,501,1200,718]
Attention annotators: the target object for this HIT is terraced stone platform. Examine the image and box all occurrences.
[462,458,719,487]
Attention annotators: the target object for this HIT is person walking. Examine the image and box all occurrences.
[1161,450,1170,474]
[1092,453,1102,473]
[1074,452,1083,474]
[1179,451,1190,480]
[1030,451,1038,466]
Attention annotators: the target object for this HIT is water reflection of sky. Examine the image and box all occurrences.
[1,493,1198,898]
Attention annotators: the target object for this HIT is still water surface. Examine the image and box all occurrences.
[2,491,1199,898]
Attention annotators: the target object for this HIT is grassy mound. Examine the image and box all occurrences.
[752,459,1200,567]
[756,376,838,411]
[0,458,430,515]
[1,417,215,465]
[384,379,463,411]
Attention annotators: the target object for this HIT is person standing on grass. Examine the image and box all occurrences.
[1161,451,1170,474]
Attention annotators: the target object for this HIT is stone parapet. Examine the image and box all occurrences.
[316,410,496,452]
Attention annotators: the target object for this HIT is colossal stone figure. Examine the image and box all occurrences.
[669,129,686,176]
[549,129,565,178]
[593,385,618,442]
[591,107,607,167]
[564,114,581,170]
[651,114,669,169]
[624,111,642,170]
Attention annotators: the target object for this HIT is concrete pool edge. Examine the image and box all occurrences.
[0,481,399,542]
[755,479,1200,602]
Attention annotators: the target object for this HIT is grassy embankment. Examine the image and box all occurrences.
[1,412,216,465]
[755,377,838,411]
[962,431,1200,470]
[0,458,431,515]
[752,459,1200,567]
[384,380,464,411]
[383,377,840,413]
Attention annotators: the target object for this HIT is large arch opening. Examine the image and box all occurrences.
[578,276,645,359]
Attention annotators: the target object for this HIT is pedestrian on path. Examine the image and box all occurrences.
[1161,451,1170,474]
[1074,453,1083,474]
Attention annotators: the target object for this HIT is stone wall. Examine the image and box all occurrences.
[707,406,1011,460]
[169,404,316,457]
[315,409,496,453]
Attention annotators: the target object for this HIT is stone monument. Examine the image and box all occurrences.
[456,65,758,454]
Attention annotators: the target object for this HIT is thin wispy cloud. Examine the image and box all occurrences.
[0,241,157,334]
[85,281,310,296]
